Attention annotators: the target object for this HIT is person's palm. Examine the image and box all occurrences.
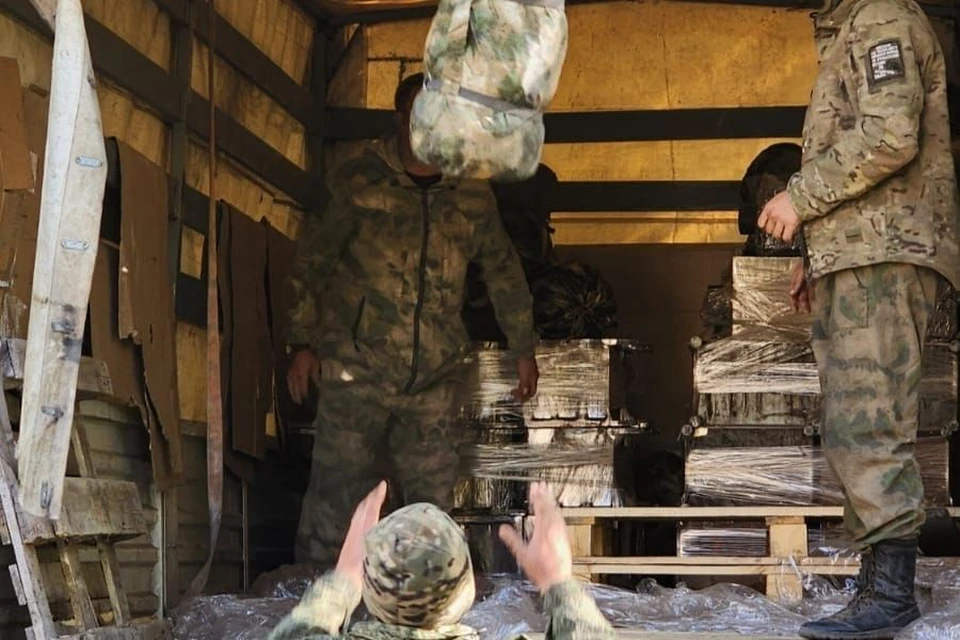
[499,483,572,593]
[336,481,388,588]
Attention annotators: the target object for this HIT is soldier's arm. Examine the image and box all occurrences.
[788,5,925,222]
[287,192,357,346]
[474,188,538,358]
[267,572,360,640]
[539,580,617,639]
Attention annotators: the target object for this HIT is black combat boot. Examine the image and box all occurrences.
[799,539,921,639]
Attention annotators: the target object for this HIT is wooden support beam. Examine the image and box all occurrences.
[2,0,312,205]
[321,0,954,25]
[551,181,741,212]
[154,0,312,126]
[168,0,194,282]
[308,22,328,213]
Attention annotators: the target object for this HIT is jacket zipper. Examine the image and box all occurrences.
[404,187,430,393]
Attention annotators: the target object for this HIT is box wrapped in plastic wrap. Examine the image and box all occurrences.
[730,257,957,339]
[462,339,650,427]
[684,436,950,507]
[693,329,957,405]
[730,257,811,335]
[678,522,854,558]
[454,426,626,510]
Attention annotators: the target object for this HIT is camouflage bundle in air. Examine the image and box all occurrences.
[411,0,568,181]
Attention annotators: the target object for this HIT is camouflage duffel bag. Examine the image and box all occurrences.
[410,0,568,182]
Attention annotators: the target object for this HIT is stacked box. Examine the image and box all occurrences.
[456,340,652,512]
[684,436,951,507]
[686,256,957,532]
[679,522,854,558]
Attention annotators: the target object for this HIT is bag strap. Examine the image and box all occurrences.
[503,0,565,8]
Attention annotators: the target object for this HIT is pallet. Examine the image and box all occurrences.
[562,506,960,603]
[0,388,167,638]
[528,633,801,640]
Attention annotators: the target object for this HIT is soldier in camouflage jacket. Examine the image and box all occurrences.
[759,1,960,638]
[286,73,540,569]
[269,482,615,640]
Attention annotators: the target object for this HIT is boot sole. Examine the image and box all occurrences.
[799,627,910,640]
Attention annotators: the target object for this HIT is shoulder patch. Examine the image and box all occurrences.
[866,39,906,87]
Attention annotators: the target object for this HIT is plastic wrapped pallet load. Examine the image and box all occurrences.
[411,0,568,181]
[684,436,951,507]
[454,340,651,510]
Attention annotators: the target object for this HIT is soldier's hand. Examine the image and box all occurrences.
[287,350,321,404]
[335,480,388,589]
[513,355,539,402]
[499,482,572,594]
[789,261,812,313]
[757,191,801,243]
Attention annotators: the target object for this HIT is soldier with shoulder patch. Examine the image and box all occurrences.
[285,73,540,570]
[759,1,959,638]
[268,481,616,640]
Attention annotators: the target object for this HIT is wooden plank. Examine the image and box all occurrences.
[167,0,194,286]
[528,633,801,640]
[321,0,954,25]
[1,339,113,399]
[70,424,131,626]
[96,543,130,626]
[17,478,147,545]
[564,506,960,519]
[0,387,56,637]
[153,0,311,125]
[562,506,846,519]
[2,0,312,205]
[60,618,173,639]
[17,0,109,520]
[57,541,100,630]
[573,556,859,568]
[572,562,859,577]
[766,518,808,602]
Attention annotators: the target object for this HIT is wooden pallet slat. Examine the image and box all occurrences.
[561,505,960,602]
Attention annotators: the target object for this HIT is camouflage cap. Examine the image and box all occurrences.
[362,503,476,629]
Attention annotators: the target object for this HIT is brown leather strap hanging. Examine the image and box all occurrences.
[184,0,223,600]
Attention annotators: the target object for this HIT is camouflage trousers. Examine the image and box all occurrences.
[294,376,469,568]
[811,263,940,548]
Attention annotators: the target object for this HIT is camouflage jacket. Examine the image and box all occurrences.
[287,138,537,394]
[788,0,960,287]
[267,572,617,640]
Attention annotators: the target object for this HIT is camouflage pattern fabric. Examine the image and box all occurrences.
[271,502,616,639]
[286,137,537,396]
[361,504,475,628]
[410,0,568,181]
[810,263,940,547]
[787,0,960,289]
[295,377,471,568]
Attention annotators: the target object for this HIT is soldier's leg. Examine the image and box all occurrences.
[388,379,469,510]
[810,264,939,547]
[294,383,390,567]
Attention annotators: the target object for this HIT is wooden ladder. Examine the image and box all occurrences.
[0,388,169,639]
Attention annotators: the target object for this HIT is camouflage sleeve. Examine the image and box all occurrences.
[287,192,357,346]
[788,3,924,222]
[267,571,361,640]
[473,187,538,358]
[537,580,616,640]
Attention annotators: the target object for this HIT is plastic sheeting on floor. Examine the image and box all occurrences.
[169,560,960,639]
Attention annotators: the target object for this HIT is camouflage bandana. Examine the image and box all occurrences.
[362,504,476,630]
